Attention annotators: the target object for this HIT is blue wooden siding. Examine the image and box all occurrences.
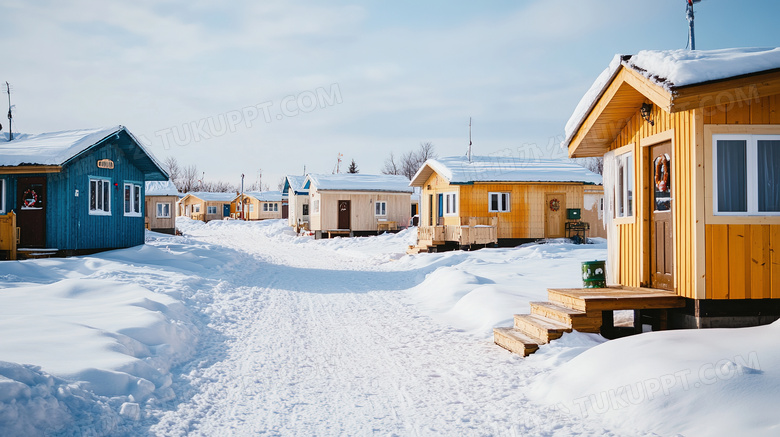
[1,140,148,251]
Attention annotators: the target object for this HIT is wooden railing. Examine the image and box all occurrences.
[0,212,18,260]
[191,212,206,222]
[417,217,498,246]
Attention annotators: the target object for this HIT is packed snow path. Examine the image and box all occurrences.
[142,220,618,436]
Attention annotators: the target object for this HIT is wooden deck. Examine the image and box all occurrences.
[494,286,686,357]
[410,217,498,254]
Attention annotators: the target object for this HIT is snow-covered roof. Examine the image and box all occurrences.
[563,47,780,149]
[240,190,284,202]
[283,175,307,195]
[183,192,236,202]
[410,155,602,186]
[305,173,414,193]
[145,181,178,196]
[0,126,167,180]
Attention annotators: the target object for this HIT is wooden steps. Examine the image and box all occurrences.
[494,286,687,357]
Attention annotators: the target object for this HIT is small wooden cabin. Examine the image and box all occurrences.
[231,191,285,220]
[563,47,780,328]
[179,192,234,222]
[144,180,178,234]
[283,175,309,232]
[408,155,602,251]
[304,173,413,239]
[0,126,167,257]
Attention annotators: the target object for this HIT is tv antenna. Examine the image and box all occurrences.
[467,117,473,162]
[686,0,702,50]
[6,82,12,141]
[332,152,343,174]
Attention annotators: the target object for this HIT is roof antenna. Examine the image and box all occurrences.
[686,0,701,50]
[5,82,12,141]
[467,117,472,162]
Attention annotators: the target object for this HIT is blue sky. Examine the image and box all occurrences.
[2,0,779,187]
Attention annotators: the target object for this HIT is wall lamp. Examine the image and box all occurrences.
[640,103,655,126]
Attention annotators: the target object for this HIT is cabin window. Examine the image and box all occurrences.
[0,179,5,214]
[444,192,458,216]
[273,203,278,212]
[124,183,142,216]
[89,178,111,215]
[313,200,320,214]
[615,152,634,218]
[375,201,387,216]
[263,203,268,212]
[156,202,171,218]
[193,204,201,213]
[302,204,309,215]
[207,206,217,214]
[488,192,510,212]
[713,134,780,215]
[248,204,254,213]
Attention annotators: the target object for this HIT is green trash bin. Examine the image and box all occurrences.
[582,260,606,288]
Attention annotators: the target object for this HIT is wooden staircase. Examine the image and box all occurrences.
[494,287,686,357]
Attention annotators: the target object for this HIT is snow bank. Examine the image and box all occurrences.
[530,321,780,436]
[404,239,608,335]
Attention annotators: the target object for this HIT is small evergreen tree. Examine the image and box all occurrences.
[347,159,359,174]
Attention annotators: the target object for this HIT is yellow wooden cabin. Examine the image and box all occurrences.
[562,47,780,329]
[408,155,603,252]
[179,192,234,222]
[230,191,286,221]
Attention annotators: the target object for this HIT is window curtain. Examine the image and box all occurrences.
[716,140,747,212]
[603,151,620,285]
[758,140,780,212]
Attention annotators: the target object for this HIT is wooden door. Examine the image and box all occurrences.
[337,200,350,230]
[281,203,289,219]
[545,193,565,238]
[428,195,433,226]
[17,177,47,247]
[650,141,674,290]
[437,194,443,225]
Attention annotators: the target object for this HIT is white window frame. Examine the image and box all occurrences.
[207,205,217,215]
[263,203,268,212]
[89,178,112,216]
[713,134,780,216]
[444,192,458,216]
[0,179,5,214]
[302,203,309,216]
[273,203,278,212]
[615,151,634,219]
[156,202,171,218]
[193,204,201,213]
[248,204,254,213]
[375,201,387,216]
[312,199,320,214]
[124,183,142,217]
[488,192,510,213]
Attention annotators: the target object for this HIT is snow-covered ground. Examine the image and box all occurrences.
[1,218,778,436]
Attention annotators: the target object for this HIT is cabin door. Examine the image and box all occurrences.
[437,194,444,225]
[282,203,288,219]
[337,200,350,230]
[650,141,674,290]
[545,193,565,238]
[428,195,434,226]
[17,177,47,248]
[223,204,230,217]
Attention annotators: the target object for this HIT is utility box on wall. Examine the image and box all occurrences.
[566,208,581,220]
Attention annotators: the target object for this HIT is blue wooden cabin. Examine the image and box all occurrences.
[0,126,168,256]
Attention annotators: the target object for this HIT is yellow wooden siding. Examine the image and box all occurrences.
[609,107,696,298]
[701,96,780,299]
[420,172,589,239]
